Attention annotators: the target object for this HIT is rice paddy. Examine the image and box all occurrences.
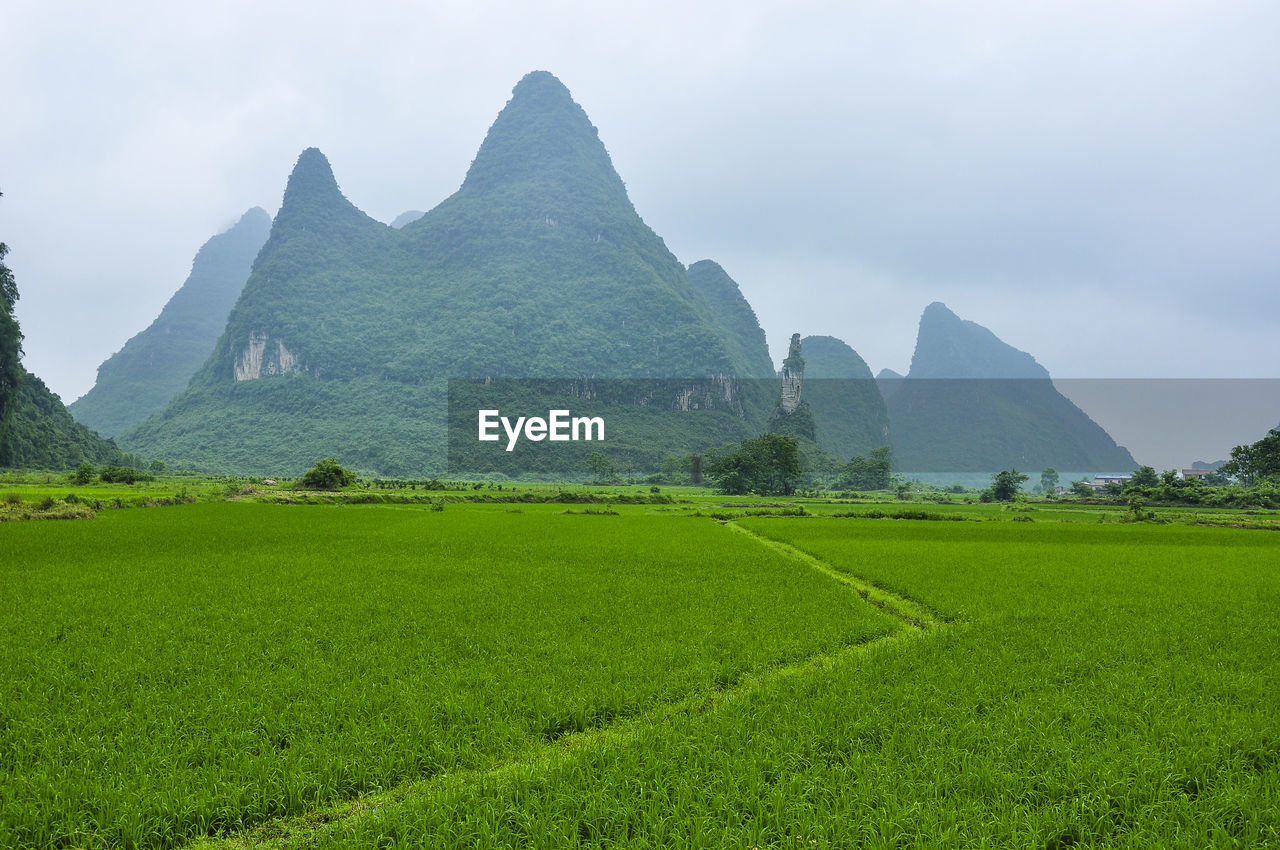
[2,492,1277,847]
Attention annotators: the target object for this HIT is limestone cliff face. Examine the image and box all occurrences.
[233,332,299,381]
[780,333,804,413]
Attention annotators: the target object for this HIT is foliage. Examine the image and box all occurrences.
[766,398,816,441]
[0,191,24,448]
[98,465,154,484]
[705,433,802,496]
[990,468,1029,501]
[72,463,96,485]
[658,453,698,485]
[1040,467,1059,492]
[0,368,136,469]
[1127,465,1159,489]
[836,445,893,490]
[299,457,356,489]
[586,450,617,484]
[1220,428,1280,485]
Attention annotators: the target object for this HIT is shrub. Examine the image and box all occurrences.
[299,458,357,490]
[99,466,153,484]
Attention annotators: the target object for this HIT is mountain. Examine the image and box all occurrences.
[875,368,905,402]
[907,302,1049,379]
[685,260,774,379]
[1,369,132,468]
[69,208,271,436]
[123,72,773,475]
[801,335,890,460]
[390,210,425,229]
[887,302,1137,472]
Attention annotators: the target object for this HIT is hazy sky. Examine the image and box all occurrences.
[3,0,1278,405]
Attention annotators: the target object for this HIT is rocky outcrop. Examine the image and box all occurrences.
[769,334,816,441]
[233,332,299,381]
[780,333,804,413]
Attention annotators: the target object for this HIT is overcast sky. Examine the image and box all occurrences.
[3,0,1278,409]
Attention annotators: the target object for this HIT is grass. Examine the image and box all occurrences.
[0,503,896,849]
[2,485,1279,847]
[209,514,1279,848]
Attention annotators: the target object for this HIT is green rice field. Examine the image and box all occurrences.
[2,495,1278,847]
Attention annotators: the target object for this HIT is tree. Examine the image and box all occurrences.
[837,446,893,490]
[0,191,24,447]
[587,450,617,484]
[705,433,802,496]
[299,457,356,489]
[1220,428,1280,486]
[990,469,1029,501]
[1040,467,1059,493]
[1127,466,1158,489]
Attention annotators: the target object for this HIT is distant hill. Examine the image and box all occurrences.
[123,72,773,475]
[801,335,890,460]
[69,208,270,436]
[390,210,425,229]
[875,367,905,402]
[1,368,132,469]
[887,302,1136,472]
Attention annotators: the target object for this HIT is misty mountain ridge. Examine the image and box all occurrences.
[909,301,1048,379]
[390,210,425,229]
[69,70,1139,479]
[887,302,1137,472]
[69,208,271,436]
[122,72,775,474]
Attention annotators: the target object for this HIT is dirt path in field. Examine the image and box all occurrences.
[189,520,941,850]
[722,520,942,631]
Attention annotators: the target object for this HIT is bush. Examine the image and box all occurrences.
[99,466,153,484]
[72,463,96,485]
[299,458,357,490]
